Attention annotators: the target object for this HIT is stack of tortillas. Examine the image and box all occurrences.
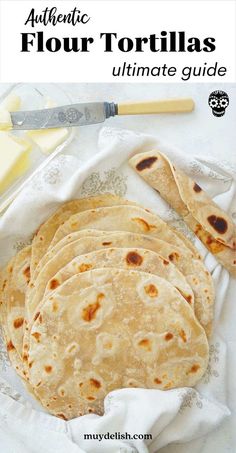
[0,192,215,420]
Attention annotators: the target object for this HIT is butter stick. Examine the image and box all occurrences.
[0,132,32,193]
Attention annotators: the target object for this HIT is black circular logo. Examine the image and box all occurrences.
[208,90,229,117]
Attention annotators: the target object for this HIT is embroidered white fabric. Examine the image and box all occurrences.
[0,127,235,453]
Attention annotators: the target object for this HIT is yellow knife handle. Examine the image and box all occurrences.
[117,98,194,115]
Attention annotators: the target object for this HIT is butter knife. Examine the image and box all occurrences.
[10,98,194,130]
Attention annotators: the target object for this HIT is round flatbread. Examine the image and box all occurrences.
[42,247,194,306]
[28,268,209,420]
[50,205,201,258]
[0,257,27,380]
[24,232,213,350]
[22,232,213,380]
[33,229,104,280]
[31,195,136,276]
[6,246,31,360]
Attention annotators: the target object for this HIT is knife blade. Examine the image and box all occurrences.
[10,102,117,130]
[10,99,194,130]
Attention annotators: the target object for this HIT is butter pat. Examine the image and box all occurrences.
[27,128,69,154]
[0,108,13,131]
[0,93,21,112]
[0,132,32,193]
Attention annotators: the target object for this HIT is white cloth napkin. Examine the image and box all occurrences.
[0,127,235,453]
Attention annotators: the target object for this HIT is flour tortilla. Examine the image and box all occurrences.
[23,230,213,378]
[36,227,200,282]
[23,204,210,376]
[31,195,136,276]
[27,202,203,324]
[27,232,213,334]
[42,247,194,308]
[26,230,214,336]
[6,246,31,360]
[129,151,236,276]
[28,268,209,420]
[0,266,8,327]
[50,205,201,259]
[33,229,105,280]
[0,257,27,380]
[0,251,47,404]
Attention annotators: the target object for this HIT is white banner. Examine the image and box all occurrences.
[0,0,235,82]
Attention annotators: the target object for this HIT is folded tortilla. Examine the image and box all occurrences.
[129,151,236,276]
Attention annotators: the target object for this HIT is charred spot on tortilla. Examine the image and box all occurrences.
[23,265,31,282]
[207,215,228,234]
[57,413,68,421]
[82,294,104,322]
[7,340,15,351]
[154,377,162,384]
[49,278,60,290]
[126,251,143,266]
[90,378,101,389]
[78,263,92,273]
[144,283,158,297]
[165,332,174,341]
[168,252,180,262]
[178,290,193,305]
[179,329,187,343]
[132,217,152,231]
[13,317,24,329]
[2,280,7,291]
[188,364,200,374]
[195,224,225,253]
[136,156,158,171]
[138,338,152,351]
[193,182,202,193]
[31,332,41,342]
[34,311,41,322]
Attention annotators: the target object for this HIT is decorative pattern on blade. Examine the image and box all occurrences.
[11,103,107,129]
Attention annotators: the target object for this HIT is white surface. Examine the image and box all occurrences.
[0,83,235,453]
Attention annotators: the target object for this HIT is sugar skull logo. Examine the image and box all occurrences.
[208,90,229,117]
